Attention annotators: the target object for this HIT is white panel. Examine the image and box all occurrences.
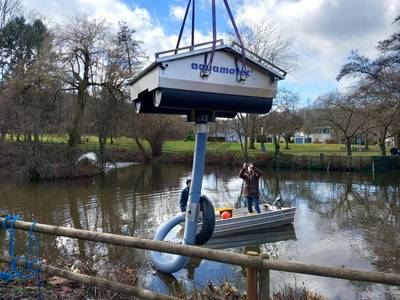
[129,68,160,101]
[158,50,276,97]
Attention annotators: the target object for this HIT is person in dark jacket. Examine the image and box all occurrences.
[180,179,191,212]
[239,162,262,214]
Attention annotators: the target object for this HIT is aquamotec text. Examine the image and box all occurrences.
[191,63,251,77]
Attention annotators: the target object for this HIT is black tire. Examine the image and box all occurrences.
[195,195,215,245]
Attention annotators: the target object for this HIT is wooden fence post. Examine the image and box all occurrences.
[246,251,258,300]
[259,253,270,300]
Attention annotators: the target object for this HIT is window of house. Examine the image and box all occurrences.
[322,128,331,134]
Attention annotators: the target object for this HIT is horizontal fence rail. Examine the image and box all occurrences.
[0,255,179,300]
[1,218,400,287]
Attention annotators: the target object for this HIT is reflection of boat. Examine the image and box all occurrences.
[206,224,296,249]
[209,205,296,238]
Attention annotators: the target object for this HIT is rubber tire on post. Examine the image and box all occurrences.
[195,195,215,245]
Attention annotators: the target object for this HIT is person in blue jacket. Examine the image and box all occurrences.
[180,179,191,212]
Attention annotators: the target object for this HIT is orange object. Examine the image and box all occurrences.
[221,211,232,219]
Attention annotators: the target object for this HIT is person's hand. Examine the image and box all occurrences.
[242,162,247,169]
[249,163,254,169]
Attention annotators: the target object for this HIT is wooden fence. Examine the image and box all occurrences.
[1,218,400,300]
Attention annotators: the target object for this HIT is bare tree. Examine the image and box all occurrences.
[261,90,302,155]
[358,84,400,155]
[338,15,400,148]
[55,16,108,148]
[233,20,299,154]
[240,21,299,72]
[0,0,21,30]
[138,115,176,158]
[318,92,366,156]
[116,22,150,160]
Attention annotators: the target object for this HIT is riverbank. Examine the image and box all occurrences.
[0,141,136,180]
[156,151,400,173]
[1,141,398,180]
[0,265,325,300]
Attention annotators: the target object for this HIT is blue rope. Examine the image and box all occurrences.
[0,213,42,299]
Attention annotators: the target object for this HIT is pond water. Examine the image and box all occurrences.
[0,163,399,299]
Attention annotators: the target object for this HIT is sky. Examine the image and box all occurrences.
[22,0,400,104]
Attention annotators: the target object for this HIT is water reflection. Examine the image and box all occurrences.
[0,165,399,299]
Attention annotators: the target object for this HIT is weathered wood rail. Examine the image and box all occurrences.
[0,255,179,300]
[1,217,400,299]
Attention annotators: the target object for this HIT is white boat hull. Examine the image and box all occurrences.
[206,224,296,249]
[211,206,296,238]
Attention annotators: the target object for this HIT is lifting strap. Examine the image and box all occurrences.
[174,0,247,82]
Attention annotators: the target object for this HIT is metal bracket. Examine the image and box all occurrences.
[186,203,200,222]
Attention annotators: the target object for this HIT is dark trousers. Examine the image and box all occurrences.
[247,196,261,213]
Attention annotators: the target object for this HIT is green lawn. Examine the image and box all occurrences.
[163,141,382,156]
[5,134,383,156]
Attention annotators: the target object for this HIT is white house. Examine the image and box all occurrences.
[209,120,240,142]
[294,127,333,144]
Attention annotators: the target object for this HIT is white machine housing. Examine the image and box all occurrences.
[127,40,286,120]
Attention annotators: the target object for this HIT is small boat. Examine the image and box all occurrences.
[210,204,296,238]
[206,224,296,249]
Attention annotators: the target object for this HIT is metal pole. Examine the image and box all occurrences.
[183,123,208,245]
[191,0,195,47]
[175,0,192,53]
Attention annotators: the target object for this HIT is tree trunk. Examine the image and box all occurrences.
[99,136,106,157]
[379,140,386,156]
[68,90,86,148]
[284,137,290,150]
[148,138,163,157]
[110,136,114,145]
[273,136,280,155]
[244,136,248,157]
[16,134,20,142]
[134,138,150,161]
[10,132,13,141]
[249,135,256,149]
[345,137,352,156]
[364,133,369,150]
[395,133,400,148]
[260,141,266,152]
[248,114,257,150]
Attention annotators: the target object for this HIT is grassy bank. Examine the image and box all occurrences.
[9,134,383,157]
[3,136,396,177]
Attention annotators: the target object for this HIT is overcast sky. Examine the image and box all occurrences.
[22,0,400,103]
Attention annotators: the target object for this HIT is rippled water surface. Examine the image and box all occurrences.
[0,163,399,299]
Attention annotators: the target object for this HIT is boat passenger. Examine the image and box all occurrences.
[239,163,262,214]
[180,179,191,212]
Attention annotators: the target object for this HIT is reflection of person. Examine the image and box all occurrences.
[179,179,191,212]
[239,163,262,214]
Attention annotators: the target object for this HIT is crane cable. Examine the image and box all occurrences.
[174,0,247,81]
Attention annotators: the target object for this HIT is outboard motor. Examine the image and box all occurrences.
[273,196,283,209]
